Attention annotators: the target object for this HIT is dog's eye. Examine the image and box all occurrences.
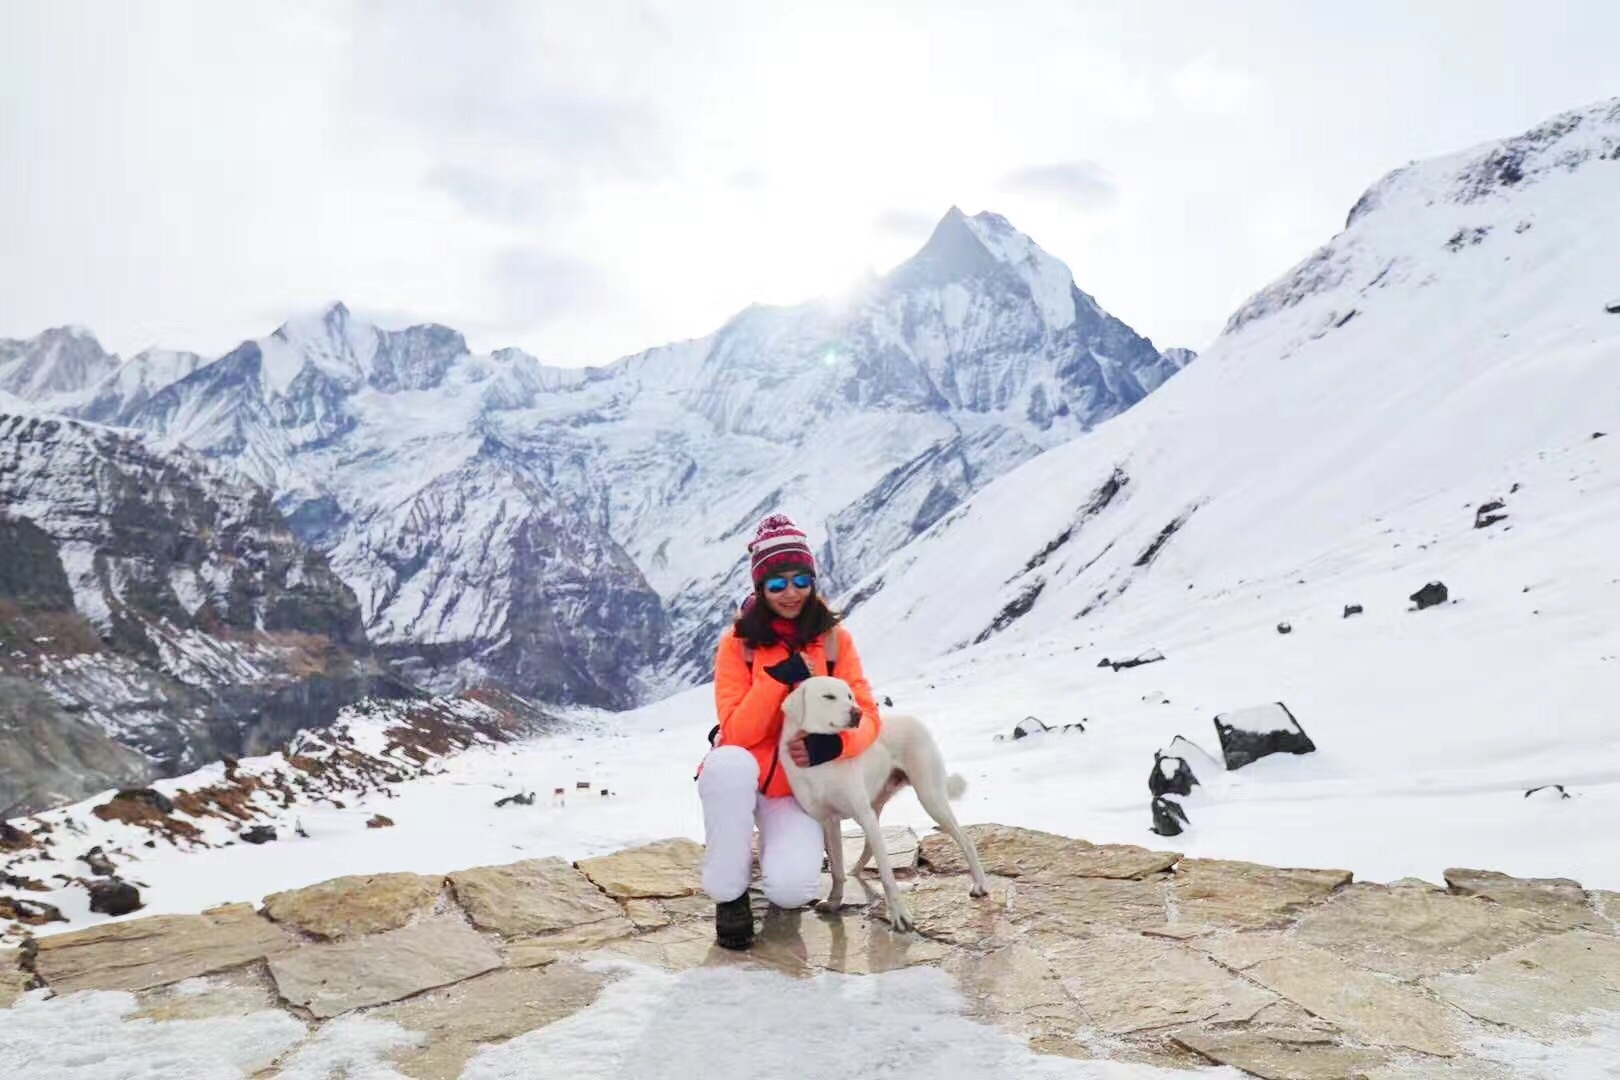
[820,694,837,701]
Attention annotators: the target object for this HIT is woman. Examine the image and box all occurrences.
[696,513,882,950]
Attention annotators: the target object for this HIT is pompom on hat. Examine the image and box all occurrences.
[748,513,816,586]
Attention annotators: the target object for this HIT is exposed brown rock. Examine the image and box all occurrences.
[575,838,703,899]
[1292,882,1552,979]
[904,874,1021,948]
[1203,933,1461,1056]
[449,858,622,937]
[502,915,639,968]
[268,916,502,1019]
[1442,867,1607,931]
[1169,858,1351,930]
[918,823,1099,877]
[34,903,296,993]
[1,946,31,1007]
[129,967,282,1021]
[1424,930,1620,1037]
[0,895,65,926]
[1173,1028,1392,1079]
[366,814,395,829]
[376,963,608,1080]
[621,893,715,931]
[263,872,443,939]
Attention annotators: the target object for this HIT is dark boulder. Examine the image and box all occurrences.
[1149,751,1199,798]
[109,788,175,815]
[1343,604,1363,618]
[494,791,535,808]
[1410,581,1449,610]
[1213,702,1316,771]
[87,878,143,916]
[80,846,117,877]
[1524,784,1571,800]
[1276,621,1292,635]
[241,825,277,844]
[1111,649,1165,672]
[1151,797,1188,837]
[1474,500,1507,529]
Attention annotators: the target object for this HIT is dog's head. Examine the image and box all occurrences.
[782,675,863,735]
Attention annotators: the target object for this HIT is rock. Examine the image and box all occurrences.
[501,915,639,967]
[1,947,32,1008]
[621,893,715,931]
[1213,702,1315,770]
[1148,751,1198,798]
[34,903,295,993]
[1343,603,1363,617]
[1292,882,1550,978]
[79,846,117,876]
[905,875,1022,948]
[1276,621,1292,634]
[366,814,394,829]
[1442,867,1607,931]
[1606,300,1620,314]
[575,838,703,899]
[1173,1029,1392,1079]
[493,791,535,807]
[837,824,919,872]
[373,963,609,1080]
[105,788,175,816]
[240,825,276,844]
[1012,715,1050,739]
[449,858,624,937]
[0,821,34,852]
[749,903,952,975]
[1009,875,1172,937]
[1203,934,1461,1056]
[1524,784,1570,800]
[86,878,143,916]
[939,942,1091,1050]
[267,916,502,1019]
[919,823,1095,877]
[0,895,65,925]
[1410,581,1448,609]
[263,871,443,939]
[1424,930,1620,1037]
[1031,929,1278,1035]
[1169,859,1351,931]
[1111,649,1165,672]
[1151,796,1188,836]
[880,695,893,707]
[1474,499,1507,529]
[1595,430,1609,439]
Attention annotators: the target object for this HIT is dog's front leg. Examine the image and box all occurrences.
[851,804,912,932]
[817,816,846,912]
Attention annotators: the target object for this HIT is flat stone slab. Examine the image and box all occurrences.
[622,893,715,931]
[575,838,703,899]
[375,962,608,1080]
[449,858,623,937]
[749,906,952,975]
[1,947,28,1008]
[1174,1028,1393,1079]
[1203,933,1461,1056]
[920,824,1180,881]
[502,914,639,968]
[1443,867,1607,932]
[1292,882,1552,979]
[840,825,919,871]
[1424,930,1620,1037]
[904,875,1020,948]
[939,941,1091,1049]
[1033,929,1278,1035]
[1169,858,1351,929]
[263,871,443,939]
[34,903,297,994]
[268,916,502,1019]
[1011,873,1171,935]
[129,969,283,1022]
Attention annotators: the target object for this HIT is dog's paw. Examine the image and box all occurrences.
[887,898,915,933]
[969,883,990,899]
[815,897,845,914]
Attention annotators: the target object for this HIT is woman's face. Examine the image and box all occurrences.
[761,568,815,619]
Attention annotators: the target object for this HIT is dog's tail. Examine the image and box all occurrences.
[946,773,968,800]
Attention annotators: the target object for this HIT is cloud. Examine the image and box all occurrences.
[1000,161,1117,206]
[493,248,620,328]
[1169,52,1263,116]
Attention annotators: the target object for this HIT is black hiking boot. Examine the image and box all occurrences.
[715,894,754,950]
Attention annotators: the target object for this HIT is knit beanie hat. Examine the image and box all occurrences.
[748,513,816,586]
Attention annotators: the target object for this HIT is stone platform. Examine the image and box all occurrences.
[3,825,1616,1078]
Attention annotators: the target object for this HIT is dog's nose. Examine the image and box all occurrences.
[847,706,862,727]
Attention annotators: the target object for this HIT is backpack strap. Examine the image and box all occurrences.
[824,626,839,676]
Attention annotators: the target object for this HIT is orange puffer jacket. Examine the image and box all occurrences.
[711,624,882,798]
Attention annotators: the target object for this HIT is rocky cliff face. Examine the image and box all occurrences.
[0,413,407,815]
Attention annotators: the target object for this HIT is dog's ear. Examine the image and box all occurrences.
[782,683,807,729]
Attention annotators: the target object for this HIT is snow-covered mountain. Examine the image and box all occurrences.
[0,413,407,816]
[5,208,1187,706]
[848,98,1620,669]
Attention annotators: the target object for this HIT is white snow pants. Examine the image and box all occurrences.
[697,745,824,908]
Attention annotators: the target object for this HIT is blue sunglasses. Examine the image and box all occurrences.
[763,573,815,594]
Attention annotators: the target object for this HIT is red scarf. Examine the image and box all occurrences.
[771,617,802,650]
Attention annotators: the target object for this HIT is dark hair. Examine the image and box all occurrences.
[733,577,841,647]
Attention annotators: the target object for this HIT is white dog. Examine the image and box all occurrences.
[780,676,991,931]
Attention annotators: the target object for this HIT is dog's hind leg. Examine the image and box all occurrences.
[905,736,992,899]
[850,773,906,903]
[817,817,846,912]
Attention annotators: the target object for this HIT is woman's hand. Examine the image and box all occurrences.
[786,734,811,767]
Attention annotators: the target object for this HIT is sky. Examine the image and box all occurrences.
[1,1,1616,367]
